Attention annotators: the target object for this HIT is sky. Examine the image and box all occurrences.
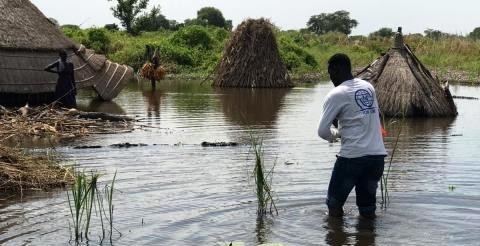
[31,0,479,35]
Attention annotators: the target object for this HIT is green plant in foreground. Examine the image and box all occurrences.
[67,170,118,243]
[250,134,278,216]
[380,117,403,208]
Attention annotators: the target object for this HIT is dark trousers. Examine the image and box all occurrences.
[326,155,385,215]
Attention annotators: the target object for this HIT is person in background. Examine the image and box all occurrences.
[318,53,387,219]
[44,49,76,107]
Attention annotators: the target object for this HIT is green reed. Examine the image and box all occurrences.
[380,117,404,208]
[250,134,278,216]
[67,170,118,243]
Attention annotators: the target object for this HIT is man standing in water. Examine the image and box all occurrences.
[318,53,387,219]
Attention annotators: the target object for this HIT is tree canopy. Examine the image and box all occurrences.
[108,0,149,35]
[197,7,226,28]
[369,27,394,38]
[134,5,171,32]
[306,11,358,35]
[469,27,480,40]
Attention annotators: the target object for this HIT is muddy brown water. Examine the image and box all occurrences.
[1,81,480,245]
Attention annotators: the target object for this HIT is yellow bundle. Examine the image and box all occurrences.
[139,63,166,81]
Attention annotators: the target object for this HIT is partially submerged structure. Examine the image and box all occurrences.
[356,28,457,117]
[213,18,293,88]
[0,0,133,105]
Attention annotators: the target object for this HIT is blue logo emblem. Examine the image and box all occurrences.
[355,89,375,112]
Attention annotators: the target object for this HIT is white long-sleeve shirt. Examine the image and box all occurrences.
[318,78,387,158]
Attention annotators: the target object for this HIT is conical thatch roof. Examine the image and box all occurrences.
[356,28,457,117]
[0,0,133,104]
[213,18,293,88]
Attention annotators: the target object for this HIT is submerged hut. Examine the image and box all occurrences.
[0,0,133,106]
[356,27,457,117]
[213,18,293,88]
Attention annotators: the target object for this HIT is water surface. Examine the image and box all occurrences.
[1,81,479,245]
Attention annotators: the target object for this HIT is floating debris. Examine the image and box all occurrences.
[0,144,73,192]
[110,142,148,148]
[201,141,239,147]
[0,106,133,141]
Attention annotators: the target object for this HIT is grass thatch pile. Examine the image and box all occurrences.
[213,18,293,88]
[356,28,457,117]
[0,144,73,192]
[0,105,133,141]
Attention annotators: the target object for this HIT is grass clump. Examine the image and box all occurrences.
[250,134,277,216]
[67,170,119,243]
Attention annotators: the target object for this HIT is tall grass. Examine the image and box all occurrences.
[380,117,404,208]
[250,134,277,216]
[67,170,118,243]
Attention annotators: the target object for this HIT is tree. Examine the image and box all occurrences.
[134,5,170,32]
[424,28,449,40]
[108,0,148,35]
[369,27,394,38]
[306,10,358,35]
[196,7,229,29]
[104,23,120,31]
[469,27,480,40]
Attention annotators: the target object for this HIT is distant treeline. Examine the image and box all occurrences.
[55,2,480,79]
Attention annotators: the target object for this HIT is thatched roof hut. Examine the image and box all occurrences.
[356,28,457,117]
[213,18,293,88]
[0,0,133,105]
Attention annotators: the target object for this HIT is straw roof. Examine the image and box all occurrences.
[0,0,133,103]
[0,0,75,50]
[213,18,293,88]
[356,28,457,117]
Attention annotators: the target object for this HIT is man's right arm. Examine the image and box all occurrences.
[318,94,342,142]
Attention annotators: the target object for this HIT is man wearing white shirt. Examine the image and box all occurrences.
[318,53,387,219]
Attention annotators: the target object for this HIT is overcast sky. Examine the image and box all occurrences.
[31,0,479,35]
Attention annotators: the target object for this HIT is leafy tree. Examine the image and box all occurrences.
[424,28,449,40]
[108,0,148,35]
[134,5,170,32]
[306,10,358,35]
[469,27,480,40]
[369,27,394,38]
[197,7,227,28]
[104,23,120,31]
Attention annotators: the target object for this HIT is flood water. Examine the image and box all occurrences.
[1,81,479,245]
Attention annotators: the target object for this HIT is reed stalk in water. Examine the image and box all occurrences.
[250,134,278,216]
[67,170,118,243]
[380,116,404,208]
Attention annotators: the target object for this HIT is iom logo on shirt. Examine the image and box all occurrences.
[354,89,376,114]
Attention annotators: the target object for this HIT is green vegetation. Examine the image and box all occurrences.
[61,25,480,81]
[306,10,358,35]
[67,170,118,243]
[250,134,277,216]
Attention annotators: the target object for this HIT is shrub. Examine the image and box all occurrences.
[87,28,111,54]
[169,25,214,49]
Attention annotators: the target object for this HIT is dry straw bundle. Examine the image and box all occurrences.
[213,18,293,88]
[0,105,132,141]
[139,63,167,81]
[0,145,74,192]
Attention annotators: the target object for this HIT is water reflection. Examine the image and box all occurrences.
[81,99,126,115]
[142,89,164,118]
[216,88,291,127]
[255,215,273,245]
[325,217,376,246]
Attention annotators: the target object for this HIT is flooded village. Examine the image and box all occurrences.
[1,0,480,245]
